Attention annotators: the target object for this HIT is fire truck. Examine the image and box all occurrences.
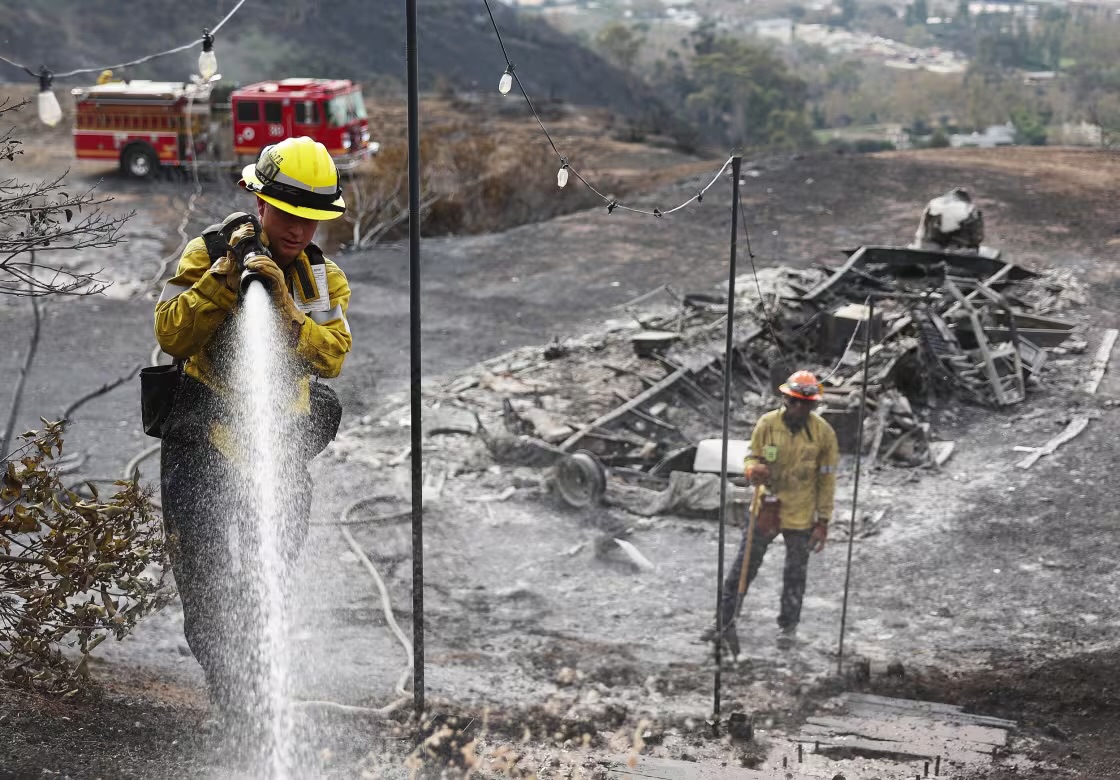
[69,77,379,179]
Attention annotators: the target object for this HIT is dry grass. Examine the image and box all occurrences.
[877,147,1120,195]
[328,96,712,246]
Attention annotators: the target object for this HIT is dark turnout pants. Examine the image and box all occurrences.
[718,526,812,631]
[160,378,311,714]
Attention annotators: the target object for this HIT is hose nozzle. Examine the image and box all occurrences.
[239,266,271,295]
[218,212,273,299]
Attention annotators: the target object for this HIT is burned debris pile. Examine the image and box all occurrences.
[418,196,1091,518]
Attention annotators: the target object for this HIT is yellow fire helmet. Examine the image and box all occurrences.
[239,136,346,221]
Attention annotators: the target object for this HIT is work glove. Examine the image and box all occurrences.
[810,521,828,553]
[747,463,770,486]
[243,256,307,333]
[209,253,241,293]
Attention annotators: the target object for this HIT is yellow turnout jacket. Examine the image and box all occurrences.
[154,232,351,452]
[743,408,839,530]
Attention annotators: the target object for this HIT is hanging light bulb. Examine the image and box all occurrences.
[498,64,514,96]
[37,67,62,127]
[557,161,569,189]
[198,29,218,81]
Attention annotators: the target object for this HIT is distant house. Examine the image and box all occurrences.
[749,18,795,44]
[950,123,1016,148]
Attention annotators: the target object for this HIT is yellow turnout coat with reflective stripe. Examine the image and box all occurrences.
[743,408,839,531]
[154,233,351,455]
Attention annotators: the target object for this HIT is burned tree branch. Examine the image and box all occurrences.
[62,364,144,425]
[0,108,131,299]
[1,251,42,457]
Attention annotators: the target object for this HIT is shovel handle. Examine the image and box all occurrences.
[736,485,761,597]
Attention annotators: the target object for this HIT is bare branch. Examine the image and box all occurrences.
[0,110,130,298]
[62,364,144,424]
[1,252,42,456]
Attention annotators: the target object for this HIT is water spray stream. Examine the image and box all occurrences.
[234,281,297,777]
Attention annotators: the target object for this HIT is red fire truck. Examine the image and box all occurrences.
[70,77,379,179]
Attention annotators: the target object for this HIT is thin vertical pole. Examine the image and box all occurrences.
[836,296,873,676]
[405,0,424,716]
[713,156,743,719]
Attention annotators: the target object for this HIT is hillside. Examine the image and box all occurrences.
[0,0,672,124]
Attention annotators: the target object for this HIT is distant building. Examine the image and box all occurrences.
[749,18,795,44]
[1023,71,1057,85]
[950,123,1016,148]
[1056,122,1104,146]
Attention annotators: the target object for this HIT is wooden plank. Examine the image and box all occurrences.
[804,733,991,765]
[604,755,801,780]
[1086,328,1119,395]
[862,246,1034,279]
[559,366,690,452]
[800,246,867,302]
[1015,415,1090,469]
[844,693,1017,729]
[806,715,1008,748]
[983,326,1074,348]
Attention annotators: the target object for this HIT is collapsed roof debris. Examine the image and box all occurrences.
[354,195,1094,523]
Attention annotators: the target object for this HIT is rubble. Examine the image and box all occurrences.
[386,198,1100,521]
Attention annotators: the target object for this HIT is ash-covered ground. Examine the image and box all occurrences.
[1,143,1119,779]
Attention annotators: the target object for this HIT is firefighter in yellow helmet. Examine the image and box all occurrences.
[153,136,351,718]
[702,370,839,655]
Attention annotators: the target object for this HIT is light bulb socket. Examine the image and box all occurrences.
[38,66,52,92]
[202,29,215,53]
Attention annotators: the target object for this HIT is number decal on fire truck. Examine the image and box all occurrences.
[242,127,255,141]
[268,124,284,138]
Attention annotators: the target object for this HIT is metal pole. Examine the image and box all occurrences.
[713,155,742,719]
[405,0,425,716]
[836,296,873,676]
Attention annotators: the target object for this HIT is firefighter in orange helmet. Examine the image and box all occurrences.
[702,370,839,654]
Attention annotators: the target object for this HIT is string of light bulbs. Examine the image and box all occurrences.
[0,0,246,127]
[482,0,733,218]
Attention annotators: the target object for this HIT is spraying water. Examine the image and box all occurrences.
[230,281,300,777]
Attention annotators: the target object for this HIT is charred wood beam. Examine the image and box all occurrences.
[560,366,690,452]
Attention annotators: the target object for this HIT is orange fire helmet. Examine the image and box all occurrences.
[779,370,823,402]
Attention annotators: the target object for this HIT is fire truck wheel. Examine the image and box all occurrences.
[121,144,158,180]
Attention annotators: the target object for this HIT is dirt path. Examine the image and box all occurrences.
[2,146,1119,778]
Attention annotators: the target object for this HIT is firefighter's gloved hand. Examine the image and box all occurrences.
[210,254,241,293]
[747,463,770,486]
[810,521,828,553]
[228,222,258,255]
[244,257,307,329]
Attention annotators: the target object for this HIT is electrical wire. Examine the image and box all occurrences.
[737,191,787,360]
[481,0,732,219]
[0,0,247,80]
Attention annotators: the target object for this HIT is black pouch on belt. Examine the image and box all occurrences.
[139,362,183,439]
[304,379,343,458]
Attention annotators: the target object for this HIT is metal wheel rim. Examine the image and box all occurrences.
[555,450,606,508]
